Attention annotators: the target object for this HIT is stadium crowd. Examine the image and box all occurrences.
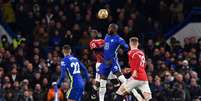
[0,0,201,101]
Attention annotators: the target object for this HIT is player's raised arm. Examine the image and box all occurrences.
[90,39,105,51]
[118,37,129,50]
[56,60,67,86]
[79,61,90,81]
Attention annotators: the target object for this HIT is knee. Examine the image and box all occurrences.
[114,71,122,77]
[116,84,128,96]
[143,93,152,101]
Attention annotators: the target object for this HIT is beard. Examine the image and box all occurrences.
[108,30,115,35]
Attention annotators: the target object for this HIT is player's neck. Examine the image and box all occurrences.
[108,33,117,35]
[64,53,71,57]
[131,46,138,50]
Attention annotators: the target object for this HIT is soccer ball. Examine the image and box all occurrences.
[97,9,108,19]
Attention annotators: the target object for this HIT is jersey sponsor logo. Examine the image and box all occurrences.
[111,39,114,42]
[104,42,109,50]
[114,66,118,69]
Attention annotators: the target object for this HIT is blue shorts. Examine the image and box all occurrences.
[67,77,84,101]
[98,58,121,77]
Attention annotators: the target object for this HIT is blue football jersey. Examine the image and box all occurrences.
[57,55,89,86]
[103,34,129,60]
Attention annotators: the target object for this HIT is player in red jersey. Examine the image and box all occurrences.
[116,37,152,101]
[90,39,105,83]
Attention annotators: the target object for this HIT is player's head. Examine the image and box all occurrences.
[108,23,118,35]
[129,37,139,49]
[62,44,71,56]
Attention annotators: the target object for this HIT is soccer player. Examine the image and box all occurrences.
[55,44,90,101]
[116,37,152,101]
[90,38,105,84]
[90,38,118,90]
[98,23,129,101]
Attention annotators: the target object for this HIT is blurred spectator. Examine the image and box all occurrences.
[61,30,74,46]
[9,67,21,84]
[0,35,10,49]
[12,81,21,101]
[0,67,5,85]
[50,65,61,83]
[152,77,166,101]
[61,81,69,95]
[3,81,13,101]
[0,0,200,100]
[1,0,16,24]
[33,72,42,86]
[22,63,34,86]
[33,84,45,101]
[18,90,33,101]
[188,78,201,100]
[47,82,64,101]
[170,0,184,24]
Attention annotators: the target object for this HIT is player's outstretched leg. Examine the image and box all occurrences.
[115,82,128,101]
[114,71,127,83]
[94,62,101,90]
[138,81,152,101]
[142,92,152,101]
[99,77,107,101]
[131,89,144,101]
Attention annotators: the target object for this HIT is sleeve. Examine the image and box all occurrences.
[89,40,97,49]
[118,37,129,50]
[90,39,105,50]
[57,60,67,86]
[130,53,140,72]
[79,61,90,81]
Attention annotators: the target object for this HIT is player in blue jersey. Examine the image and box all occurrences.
[55,44,90,101]
[98,23,129,101]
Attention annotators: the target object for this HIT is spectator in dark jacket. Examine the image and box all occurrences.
[18,90,33,101]
[188,78,201,100]
[33,84,44,101]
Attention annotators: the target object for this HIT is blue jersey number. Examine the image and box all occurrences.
[104,42,109,50]
[70,62,80,74]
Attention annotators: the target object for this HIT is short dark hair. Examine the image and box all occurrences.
[130,37,139,42]
[62,44,71,51]
[129,37,139,45]
[109,23,118,30]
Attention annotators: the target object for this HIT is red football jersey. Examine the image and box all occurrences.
[128,48,148,81]
[90,39,105,63]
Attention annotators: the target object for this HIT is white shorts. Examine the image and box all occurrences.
[95,62,117,82]
[124,78,151,94]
